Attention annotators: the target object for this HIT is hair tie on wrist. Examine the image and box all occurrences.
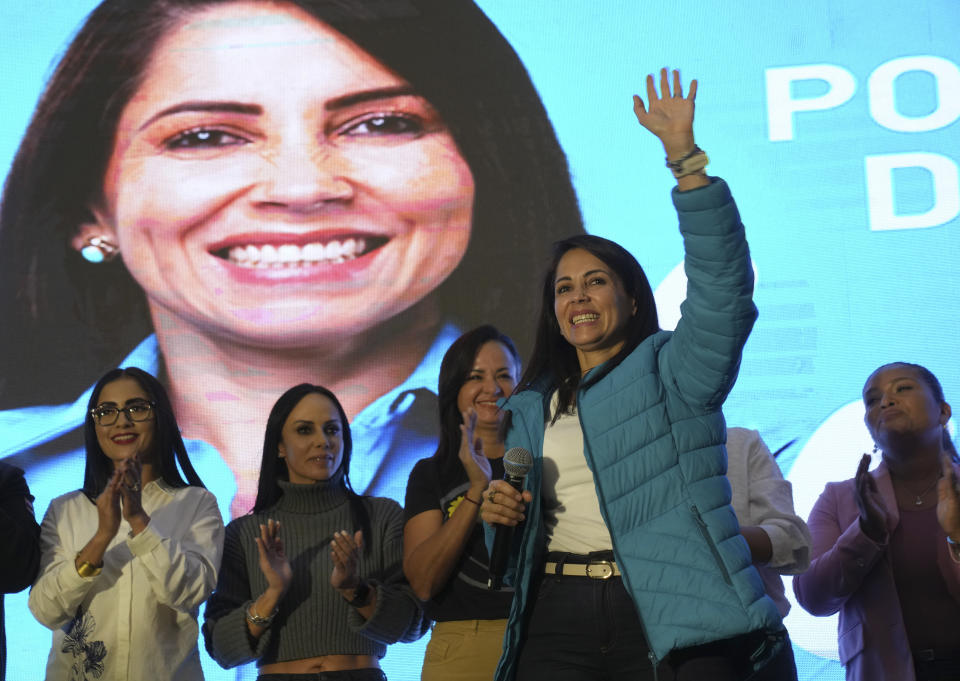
[462,494,480,507]
[665,145,709,178]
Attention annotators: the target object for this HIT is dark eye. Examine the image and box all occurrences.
[164,128,248,150]
[556,284,570,295]
[864,396,878,407]
[324,424,341,435]
[128,404,149,415]
[589,277,606,286]
[296,425,313,435]
[896,384,913,392]
[94,407,117,418]
[341,114,424,137]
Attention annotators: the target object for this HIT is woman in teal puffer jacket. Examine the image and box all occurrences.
[480,68,795,681]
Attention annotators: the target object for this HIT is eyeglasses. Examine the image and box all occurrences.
[90,401,156,426]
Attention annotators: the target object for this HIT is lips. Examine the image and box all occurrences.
[209,232,388,269]
[111,433,138,445]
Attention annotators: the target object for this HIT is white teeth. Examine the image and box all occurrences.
[572,313,599,324]
[225,238,367,268]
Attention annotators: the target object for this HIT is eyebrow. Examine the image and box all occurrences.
[96,398,150,407]
[555,268,609,285]
[139,101,263,130]
[138,86,419,132]
[324,85,417,111]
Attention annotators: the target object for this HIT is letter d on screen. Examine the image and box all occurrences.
[865,152,960,230]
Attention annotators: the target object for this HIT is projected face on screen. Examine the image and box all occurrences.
[89,2,474,345]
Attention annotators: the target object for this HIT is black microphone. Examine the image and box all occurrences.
[488,446,533,590]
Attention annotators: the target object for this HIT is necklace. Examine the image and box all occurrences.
[894,475,941,506]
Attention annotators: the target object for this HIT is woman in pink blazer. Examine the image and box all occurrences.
[794,362,960,681]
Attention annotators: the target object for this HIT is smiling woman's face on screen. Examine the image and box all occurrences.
[85,1,475,345]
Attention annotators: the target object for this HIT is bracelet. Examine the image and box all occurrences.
[245,603,278,627]
[345,581,372,608]
[665,145,709,178]
[462,494,481,507]
[75,553,102,578]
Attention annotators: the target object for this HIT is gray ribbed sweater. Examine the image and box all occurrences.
[202,478,426,668]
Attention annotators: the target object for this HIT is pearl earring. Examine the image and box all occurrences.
[80,235,119,263]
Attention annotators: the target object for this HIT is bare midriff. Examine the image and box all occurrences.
[259,654,380,674]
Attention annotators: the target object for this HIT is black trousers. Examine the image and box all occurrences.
[515,568,797,681]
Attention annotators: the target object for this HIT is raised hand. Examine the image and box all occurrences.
[255,519,293,595]
[458,409,492,491]
[936,452,960,541]
[855,453,890,542]
[330,529,363,592]
[632,67,698,158]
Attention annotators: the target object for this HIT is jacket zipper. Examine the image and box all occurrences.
[691,504,733,586]
[577,400,660,681]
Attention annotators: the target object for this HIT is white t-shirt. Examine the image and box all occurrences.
[541,394,613,553]
[29,480,224,681]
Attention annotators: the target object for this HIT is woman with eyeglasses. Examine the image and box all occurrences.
[28,367,224,681]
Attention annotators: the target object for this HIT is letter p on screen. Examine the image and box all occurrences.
[766,64,856,141]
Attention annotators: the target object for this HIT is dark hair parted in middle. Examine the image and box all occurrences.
[432,325,520,481]
[518,234,660,421]
[253,383,371,549]
[82,366,205,500]
[0,0,584,406]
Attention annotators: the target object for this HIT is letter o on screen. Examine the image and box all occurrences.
[868,56,960,132]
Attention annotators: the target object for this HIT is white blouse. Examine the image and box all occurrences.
[541,395,613,554]
[29,479,224,681]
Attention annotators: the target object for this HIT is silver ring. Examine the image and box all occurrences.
[489,490,497,504]
[128,482,140,493]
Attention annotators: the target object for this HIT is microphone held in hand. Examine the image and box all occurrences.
[488,447,533,590]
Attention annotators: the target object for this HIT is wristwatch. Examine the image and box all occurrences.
[346,581,372,608]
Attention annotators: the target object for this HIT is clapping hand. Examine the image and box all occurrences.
[855,453,890,542]
[458,409,492,490]
[256,519,293,595]
[936,452,960,541]
[95,468,123,541]
[330,529,363,592]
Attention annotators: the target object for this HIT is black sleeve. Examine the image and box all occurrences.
[202,519,271,668]
[403,458,442,522]
[0,463,41,593]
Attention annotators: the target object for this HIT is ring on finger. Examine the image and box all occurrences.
[489,490,497,504]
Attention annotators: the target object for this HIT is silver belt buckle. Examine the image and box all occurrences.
[584,560,614,579]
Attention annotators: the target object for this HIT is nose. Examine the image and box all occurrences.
[253,141,354,213]
[119,408,135,425]
[482,375,500,394]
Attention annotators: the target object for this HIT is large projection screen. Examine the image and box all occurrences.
[2,1,958,680]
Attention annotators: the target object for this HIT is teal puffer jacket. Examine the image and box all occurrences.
[494,178,782,680]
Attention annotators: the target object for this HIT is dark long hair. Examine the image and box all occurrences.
[252,384,371,548]
[82,367,205,500]
[519,234,660,422]
[432,325,520,481]
[0,0,584,406]
[869,362,959,461]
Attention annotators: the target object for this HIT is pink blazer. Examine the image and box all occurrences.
[793,460,960,681]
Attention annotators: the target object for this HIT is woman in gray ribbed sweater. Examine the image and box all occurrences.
[203,384,427,680]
